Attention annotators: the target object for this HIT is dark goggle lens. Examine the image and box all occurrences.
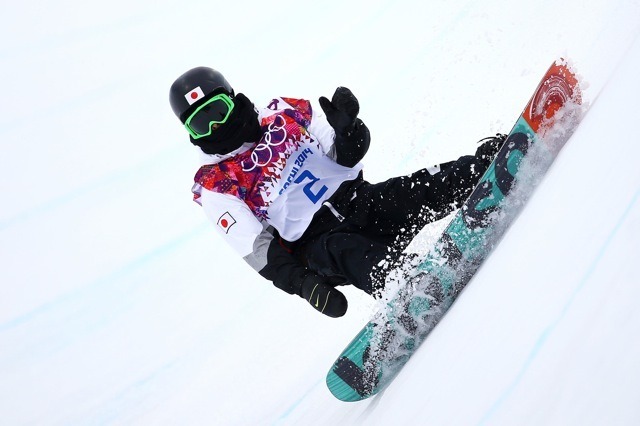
[189,100,231,134]
[185,94,235,139]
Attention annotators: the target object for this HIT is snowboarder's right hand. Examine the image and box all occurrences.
[299,273,348,318]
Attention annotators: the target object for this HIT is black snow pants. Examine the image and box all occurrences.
[294,154,490,295]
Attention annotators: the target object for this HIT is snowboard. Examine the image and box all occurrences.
[326,59,583,402]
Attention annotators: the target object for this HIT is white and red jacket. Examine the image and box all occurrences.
[191,97,363,279]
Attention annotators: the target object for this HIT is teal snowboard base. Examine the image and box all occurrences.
[326,60,583,402]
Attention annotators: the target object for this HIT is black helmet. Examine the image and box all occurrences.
[169,67,233,123]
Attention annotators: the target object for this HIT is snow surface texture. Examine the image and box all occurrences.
[1,0,640,424]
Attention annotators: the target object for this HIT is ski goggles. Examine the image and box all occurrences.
[184,93,235,139]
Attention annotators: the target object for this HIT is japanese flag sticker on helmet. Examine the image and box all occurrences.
[185,86,205,105]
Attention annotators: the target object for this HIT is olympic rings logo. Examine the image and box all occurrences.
[242,114,288,172]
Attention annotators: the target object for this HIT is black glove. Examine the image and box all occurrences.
[299,273,348,318]
[319,87,360,135]
[319,87,370,167]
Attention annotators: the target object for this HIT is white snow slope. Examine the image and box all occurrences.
[2,0,640,425]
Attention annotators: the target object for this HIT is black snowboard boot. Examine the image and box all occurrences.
[475,133,507,164]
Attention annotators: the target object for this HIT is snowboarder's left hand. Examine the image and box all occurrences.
[319,87,370,167]
[319,87,360,136]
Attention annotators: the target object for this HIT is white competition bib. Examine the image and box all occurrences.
[266,139,361,241]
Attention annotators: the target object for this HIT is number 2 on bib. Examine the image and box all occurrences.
[294,170,328,204]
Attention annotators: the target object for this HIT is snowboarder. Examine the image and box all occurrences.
[169,66,504,318]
